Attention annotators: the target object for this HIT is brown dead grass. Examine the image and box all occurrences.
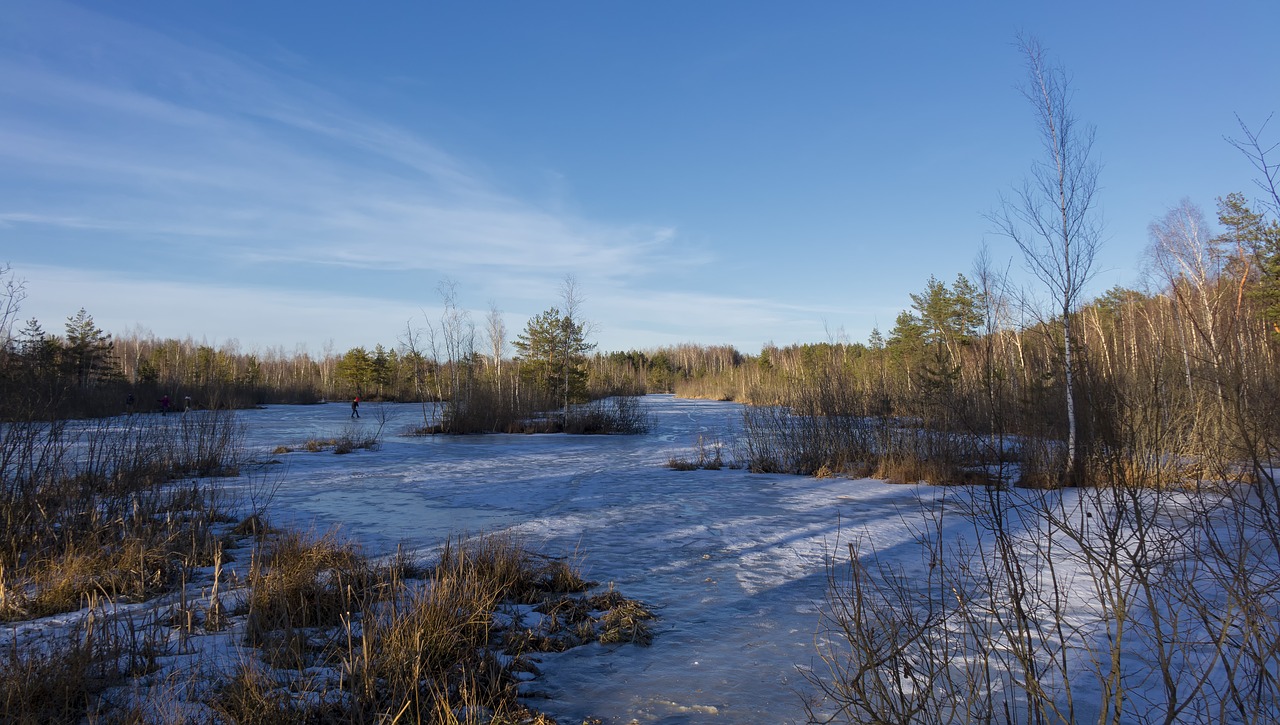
[244,529,374,648]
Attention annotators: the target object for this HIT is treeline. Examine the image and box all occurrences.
[0,262,751,425]
[0,274,661,431]
[668,192,1280,489]
[0,311,329,419]
[5,183,1277,468]
[0,306,725,422]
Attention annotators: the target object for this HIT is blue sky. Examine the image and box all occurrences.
[3,1,1278,355]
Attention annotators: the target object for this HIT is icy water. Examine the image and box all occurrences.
[230,396,935,723]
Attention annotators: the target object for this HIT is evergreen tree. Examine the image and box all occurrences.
[514,306,594,411]
[370,344,393,398]
[18,317,59,378]
[887,310,927,390]
[907,275,986,372]
[336,347,374,395]
[62,308,115,386]
[867,326,885,351]
[1217,192,1280,336]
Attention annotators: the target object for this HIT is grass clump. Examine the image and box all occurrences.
[667,434,730,471]
[279,424,382,455]
[244,529,375,648]
[1,599,164,723]
[875,454,969,486]
[219,530,647,723]
[509,587,656,654]
[596,595,656,646]
[436,532,591,605]
[209,659,347,725]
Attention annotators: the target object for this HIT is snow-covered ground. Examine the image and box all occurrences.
[8,395,1275,722]
[222,395,940,723]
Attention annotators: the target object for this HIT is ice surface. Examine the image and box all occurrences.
[227,395,933,722]
[8,396,1272,722]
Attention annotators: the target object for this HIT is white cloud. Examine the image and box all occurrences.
[2,1,869,353]
[0,0,678,292]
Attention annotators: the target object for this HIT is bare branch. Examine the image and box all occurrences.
[1228,113,1280,216]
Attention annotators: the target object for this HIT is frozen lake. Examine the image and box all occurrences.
[229,395,935,723]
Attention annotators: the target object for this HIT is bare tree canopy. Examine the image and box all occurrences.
[990,34,1103,484]
[1228,114,1280,217]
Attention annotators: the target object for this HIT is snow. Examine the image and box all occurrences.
[8,395,1271,722]
[208,395,939,722]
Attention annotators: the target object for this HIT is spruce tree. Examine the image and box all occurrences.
[63,308,114,386]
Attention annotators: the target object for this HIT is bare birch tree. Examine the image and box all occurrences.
[558,275,595,417]
[398,318,434,428]
[991,35,1103,485]
[486,301,508,407]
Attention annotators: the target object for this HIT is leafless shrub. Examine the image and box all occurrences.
[1,412,238,622]
[562,396,651,435]
[808,464,1280,724]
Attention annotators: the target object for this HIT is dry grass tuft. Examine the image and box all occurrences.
[1,600,164,724]
[231,513,271,538]
[667,456,700,471]
[244,529,374,648]
[506,586,657,655]
[596,594,656,646]
[287,425,382,456]
[208,658,348,725]
[437,532,591,605]
[667,435,728,471]
[875,454,969,486]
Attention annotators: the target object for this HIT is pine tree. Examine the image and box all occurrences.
[18,318,58,377]
[513,306,594,412]
[336,347,374,395]
[1216,192,1280,337]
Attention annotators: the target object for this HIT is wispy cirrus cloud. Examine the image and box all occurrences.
[0,0,850,351]
[0,0,672,290]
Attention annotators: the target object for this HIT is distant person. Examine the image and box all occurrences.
[125,393,135,414]
[351,396,360,418]
[159,394,171,415]
[184,395,191,412]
